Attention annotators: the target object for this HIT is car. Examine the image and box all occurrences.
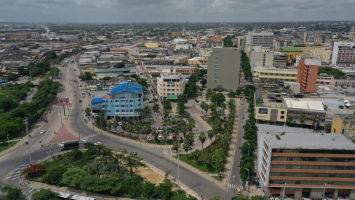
[94,142,102,146]
[40,130,46,134]
[130,151,138,156]
[146,136,152,141]
[118,122,122,126]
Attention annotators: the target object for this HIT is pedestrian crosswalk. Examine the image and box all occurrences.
[6,164,28,180]
[227,183,243,189]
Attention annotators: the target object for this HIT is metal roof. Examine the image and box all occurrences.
[109,82,142,95]
[91,97,104,104]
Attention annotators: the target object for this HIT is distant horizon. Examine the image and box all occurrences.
[0,19,355,25]
[1,0,354,24]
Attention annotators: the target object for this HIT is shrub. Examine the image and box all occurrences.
[22,163,45,178]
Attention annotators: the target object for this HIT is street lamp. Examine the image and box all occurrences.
[322,183,327,199]
[242,167,250,193]
[177,136,181,187]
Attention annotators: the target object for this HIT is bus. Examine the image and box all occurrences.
[59,141,79,151]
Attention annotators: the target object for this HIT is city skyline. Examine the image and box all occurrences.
[0,0,355,23]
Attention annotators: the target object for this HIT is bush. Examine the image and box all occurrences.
[42,164,66,185]
[32,189,59,200]
[0,184,22,200]
[22,163,45,179]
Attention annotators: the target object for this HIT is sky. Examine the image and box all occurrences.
[0,0,355,23]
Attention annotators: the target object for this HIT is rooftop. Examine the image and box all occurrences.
[95,68,130,73]
[109,82,143,95]
[335,114,355,120]
[285,98,324,111]
[261,131,355,150]
[280,47,303,52]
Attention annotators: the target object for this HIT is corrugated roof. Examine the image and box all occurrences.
[91,97,104,104]
[110,82,142,95]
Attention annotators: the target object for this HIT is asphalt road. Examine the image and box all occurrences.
[0,58,230,199]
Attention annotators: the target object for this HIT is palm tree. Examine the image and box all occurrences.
[312,114,319,132]
[207,130,214,142]
[125,155,141,177]
[200,101,209,116]
[286,116,293,124]
[199,132,207,149]
[299,113,306,126]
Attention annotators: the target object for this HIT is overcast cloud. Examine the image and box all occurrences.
[0,0,354,23]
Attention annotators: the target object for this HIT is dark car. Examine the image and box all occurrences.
[130,151,138,156]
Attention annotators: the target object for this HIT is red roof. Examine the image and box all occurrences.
[210,36,222,41]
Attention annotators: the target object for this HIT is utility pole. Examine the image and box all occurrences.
[177,136,180,187]
[6,134,10,151]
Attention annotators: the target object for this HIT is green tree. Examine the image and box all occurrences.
[325,123,332,133]
[183,134,194,157]
[213,149,225,173]
[114,62,125,68]
[200,101,209,116]
[125,155,141,177]
[85,107,91,116]
[137,78,148,88]
[198,131,207,149]
[312,114,320,131]
[31,189,59,200]
[49,67,60,79]
[6,73,19,81]
[211,93,225,107]
[207,130,214,142]
[286,116,293,124]
[95,110,107,129]
[0,184,22,200]
[223,35,234,47]
[60,167,87,188]
[299,113,306,125]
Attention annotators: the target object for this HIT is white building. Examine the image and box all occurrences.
[331,42,355,67]
[246,31,274,53]
[157,73,187,100]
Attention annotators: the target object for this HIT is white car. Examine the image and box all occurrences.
[40,130,46,134]
[94,142,102,146]
[146,136,152,141]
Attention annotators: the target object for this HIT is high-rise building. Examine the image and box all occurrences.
[207,48,241,91]
[297,57,320,93]
[304,46,332,64]
[237,36,245,50]
[331,42,355,67]
[257,131,355,199]
[245,31,274,53]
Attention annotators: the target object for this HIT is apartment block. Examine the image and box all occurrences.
[331,42,355,67]
[157,73,187,100]
[297,57,320,93]
[250,47,274,70]
[258,132,355,199]
[273,52,287,68]
[207,48,241,91]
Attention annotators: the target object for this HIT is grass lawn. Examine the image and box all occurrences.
[178,154,218,174]
[0,141,18,153]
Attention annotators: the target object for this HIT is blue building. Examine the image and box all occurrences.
[91,81,143,119]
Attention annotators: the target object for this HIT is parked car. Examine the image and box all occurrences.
[130,151,137,156]
[40,130,46,134]
[94,142,102,146]
[146,136,152,141]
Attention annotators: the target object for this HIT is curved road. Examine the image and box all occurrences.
[0,59,229,199]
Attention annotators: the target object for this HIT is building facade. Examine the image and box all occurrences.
[245,31,274,53]
[273,52,287,68]
[157,73,186,100]
[304,46,332,64]
[207,48,241,91]
[250,47,274,70]
[316,73,334,86]
[285,98,325,127]
[331,42,355,67]
[258,132,355,199]
[253,66,298,83]
[331,114,355,134]
[95,68,131,80]
[188,57,207,66]
[297,58,320,93]
[91,81,143,119]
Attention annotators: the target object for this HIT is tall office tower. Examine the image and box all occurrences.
[207,48,241,91]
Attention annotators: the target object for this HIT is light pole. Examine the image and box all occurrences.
[6,134,10,151]
[177,136,181,187]
[242,167,250,193]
